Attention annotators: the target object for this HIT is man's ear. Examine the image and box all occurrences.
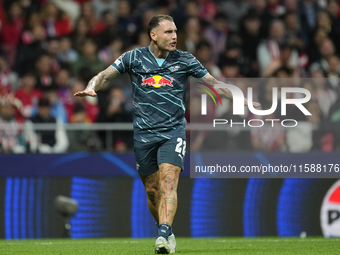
[150,30,157,41]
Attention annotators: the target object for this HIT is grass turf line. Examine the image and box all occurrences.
[0,237,339,255]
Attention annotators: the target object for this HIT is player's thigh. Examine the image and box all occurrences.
[134,140,160,176]
[157,136,186,172]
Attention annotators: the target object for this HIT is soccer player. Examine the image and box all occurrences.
[74,14,259,254]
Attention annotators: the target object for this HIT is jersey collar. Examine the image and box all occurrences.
[148,46,170,67]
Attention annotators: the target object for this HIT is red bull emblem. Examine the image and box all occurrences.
[141,75,173,88]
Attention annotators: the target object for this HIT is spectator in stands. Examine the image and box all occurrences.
[51,0,81,27]
[185,1,199,19]
[309,38,336,76]
[327,55,340,78]
[20,11,43,45]
[240,13,262,63]
[284,12,305,52]
[0,98,25,153]
[196,0,218,23]
[92,0,119,18]
[325,55,340,95]
[57,36,79,65]
[15,72,42,119]
[307,28,328,64]
[140,9,157,32]
[15,25,47,76]
[46,37,61,74]
[264,44,299,77]
[0,53,18,95]
[316,11,332,35]
[247,0,274,39]
[55,68,73,120]
[116,0,139,47]
[326,0,340,47]
[97,86,132,152]
[307,78,337,118]
[257,19,299,76]
[98,38,123,65]
[298,0,322,47]
[177,16,203,54]
[68,103,101,152]
[220,0,250,33]
[31,86,68,123]
[219,36,258,77]
[195,41,221,78]
[267,0,286,17]
[0,1,24,67]
[71,17,91,52]
[204,12,228,62]
[155,1,171,16]
[26,97,68,153]
[41,2,72,38]
[96,10,120,49]
[167,0,187,31]
[34,54,55,91]
[72,38,106,78]
[81,1,106,36]
[282,0,298,13]
[221,58,241,79]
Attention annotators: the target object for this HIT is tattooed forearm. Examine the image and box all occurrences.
[201,74,233,100]
[87,66,120,92]
[202,76,218,85]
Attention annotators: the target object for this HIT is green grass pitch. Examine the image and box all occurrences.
[0,237,339,254]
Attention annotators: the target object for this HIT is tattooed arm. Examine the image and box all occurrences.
[201,73,233,100]
[74,66,120,97]
[201,73,261,107]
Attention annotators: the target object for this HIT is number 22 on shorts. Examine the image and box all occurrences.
[175,138,186,160]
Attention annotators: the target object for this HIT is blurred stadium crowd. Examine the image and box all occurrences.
[0,0,340,154]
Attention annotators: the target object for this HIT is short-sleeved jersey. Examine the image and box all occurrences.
[111,46,208,143]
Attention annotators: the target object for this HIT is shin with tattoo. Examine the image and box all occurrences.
[158,163,180,226]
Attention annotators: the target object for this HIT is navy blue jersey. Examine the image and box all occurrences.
[111,46,208,143]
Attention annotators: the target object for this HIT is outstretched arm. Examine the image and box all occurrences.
[201,73,260,108]
[74,66,120,97]
[201,74,233,100]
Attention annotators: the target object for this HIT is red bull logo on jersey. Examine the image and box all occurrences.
[141,75,173,88]
[321,179,340,237]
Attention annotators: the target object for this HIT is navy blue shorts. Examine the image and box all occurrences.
[134,136,186,176]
